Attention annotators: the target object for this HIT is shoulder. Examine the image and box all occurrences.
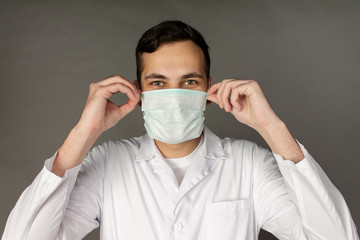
[220,137,279,181]
[221,137,270,156]
[204,127,272,162]
[83,134,146,167]
[220,137,274,167]
[92,135,143,153]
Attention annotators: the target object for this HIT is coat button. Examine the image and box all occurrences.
[174,222,183,231]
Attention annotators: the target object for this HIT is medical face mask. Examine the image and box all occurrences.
[141,89,208,144]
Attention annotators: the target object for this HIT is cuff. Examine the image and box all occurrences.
[271,141,343,227]
[272,140,311,170]
[43,151,82,181]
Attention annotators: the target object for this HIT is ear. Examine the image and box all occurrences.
[133,80,142,107]
[208,76,213,89]
[206,76,213,106]
[133,79,140,89]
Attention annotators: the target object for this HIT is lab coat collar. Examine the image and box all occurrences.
[135,133,157,162]
[202,126,226,160]
[135,126,226,162]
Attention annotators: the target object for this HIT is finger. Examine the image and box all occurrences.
[88,79,131,99]
[220,81,239,112]
[109,77,141,99]
[118,97,140,117]
[217,79,234,109]
[102,99,134,128]
[207,82,221,106]
[207,82,221,95]
[104,88,140,124]
[221,80,252,112]
[207,93,219,105]
[207,82,224,108]
[97,76,140,98]
[99,75,130,86]
[101,82,140,102]
[230,87,242,112]
[229,81,259,112]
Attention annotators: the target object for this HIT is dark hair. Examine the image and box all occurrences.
[135,20,210,87]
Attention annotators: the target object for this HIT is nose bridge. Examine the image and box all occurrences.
[167,79,182,89]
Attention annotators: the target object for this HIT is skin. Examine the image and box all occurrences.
[51,40,304,177]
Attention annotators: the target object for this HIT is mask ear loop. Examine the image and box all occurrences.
[133,79,142,107]
[206,76,213,106]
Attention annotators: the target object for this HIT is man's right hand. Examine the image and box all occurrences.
[51,76,141,177]
[78,76,141,136]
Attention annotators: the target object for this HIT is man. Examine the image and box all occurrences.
[2,20,358,239]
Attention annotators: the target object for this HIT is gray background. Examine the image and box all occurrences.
[1,0,359,239]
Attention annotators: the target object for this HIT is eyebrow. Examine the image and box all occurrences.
[182,72,204,79]
[144,72,204,81]
[144,73,168,80]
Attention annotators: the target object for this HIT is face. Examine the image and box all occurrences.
[140,40,211,92]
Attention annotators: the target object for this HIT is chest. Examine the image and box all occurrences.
[100,156,258,240]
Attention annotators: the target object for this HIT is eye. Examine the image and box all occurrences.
[184,79,198,86]
[150,81,164,86]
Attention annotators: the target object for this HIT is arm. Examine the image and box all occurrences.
[52,75,141,177]
[267,143,359,239]
[250,142,358,239]
[207,79,303,162]
[207,79,359,239]
[2,76,141,240]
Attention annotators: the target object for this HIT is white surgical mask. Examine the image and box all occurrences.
[141,89,208,144]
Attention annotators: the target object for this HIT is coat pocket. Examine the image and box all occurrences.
[205,199,255,240]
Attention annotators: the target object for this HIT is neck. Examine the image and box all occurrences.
[154,136,202,159]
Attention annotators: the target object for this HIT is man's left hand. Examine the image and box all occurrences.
[207,79,304,163]
[207,79,281,132]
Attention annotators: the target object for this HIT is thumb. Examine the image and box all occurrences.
[118,97,140,117]
[207,94,219,105]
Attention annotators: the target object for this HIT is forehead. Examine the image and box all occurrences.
[141,40,206,79]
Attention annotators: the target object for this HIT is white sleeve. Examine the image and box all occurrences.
[2,152,81,240]
[265,142,359,240]
[2,145,105,240]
